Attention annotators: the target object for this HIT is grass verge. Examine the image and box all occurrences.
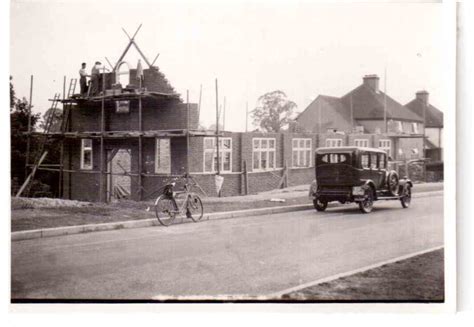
[11,196,312,232]
[283,249,444,301]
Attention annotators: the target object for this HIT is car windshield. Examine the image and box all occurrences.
[317,153,351,165]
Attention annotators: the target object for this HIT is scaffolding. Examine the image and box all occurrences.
[18,25,212,202]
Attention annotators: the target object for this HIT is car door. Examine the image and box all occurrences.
[359,151,372,182]
[371,152,385,188]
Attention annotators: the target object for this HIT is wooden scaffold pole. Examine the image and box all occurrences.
[58,76,66,197]
[186,90,190,180]
[24,75,33,181]
[99,68,106,202]
[138,72,143,201]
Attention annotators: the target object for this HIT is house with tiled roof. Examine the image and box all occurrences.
[295,74,425,161]
[406,91,444,161]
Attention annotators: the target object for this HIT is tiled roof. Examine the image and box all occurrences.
[295,95,351,131]
[340,85,423,122]
[405,99,443,128]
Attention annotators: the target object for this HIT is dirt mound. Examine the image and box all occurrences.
[12,197,93,210]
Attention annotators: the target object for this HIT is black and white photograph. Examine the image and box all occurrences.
[6,0,460,311]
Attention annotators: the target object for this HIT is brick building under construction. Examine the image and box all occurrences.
[21,28,433,203]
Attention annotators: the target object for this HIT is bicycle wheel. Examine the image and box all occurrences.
[155,195,177,226]
[187,194,204,222]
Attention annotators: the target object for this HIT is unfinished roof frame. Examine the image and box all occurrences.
[20,25,203,202]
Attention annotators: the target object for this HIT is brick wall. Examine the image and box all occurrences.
[69,100,198,132]
[129,67,176,94]
[63,129,427,202]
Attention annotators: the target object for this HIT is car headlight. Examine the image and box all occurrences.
[352,186,364,196]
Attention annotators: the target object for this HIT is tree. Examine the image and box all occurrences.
[251,90,297,132]
[10,78,41,194]
[10,76,15,110]
[40,107,63,132]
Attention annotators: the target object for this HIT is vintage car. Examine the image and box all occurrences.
[309,146,413,213]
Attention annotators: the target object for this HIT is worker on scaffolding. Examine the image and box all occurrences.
[79,63,90,96]
[89,61,109,96]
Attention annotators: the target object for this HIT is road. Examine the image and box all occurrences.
[11,193,444,300]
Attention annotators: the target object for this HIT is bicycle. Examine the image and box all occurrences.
[153,174,204,226]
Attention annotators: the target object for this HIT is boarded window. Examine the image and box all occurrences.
[155,138,171,174]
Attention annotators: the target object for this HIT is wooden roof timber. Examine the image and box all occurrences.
[51,91,180,104]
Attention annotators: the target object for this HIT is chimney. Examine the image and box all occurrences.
[363,74,380,93]
[416,90,429,106]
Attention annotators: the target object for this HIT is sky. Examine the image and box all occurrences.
[10,0,447,132]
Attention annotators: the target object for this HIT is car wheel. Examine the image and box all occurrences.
[313,198,328,212]
[387,171,399,196]
[400,186,412,208]
[359,188,374,213]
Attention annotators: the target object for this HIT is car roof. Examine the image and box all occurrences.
[315,146,387,154]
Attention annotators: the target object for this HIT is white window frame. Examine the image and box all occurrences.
[155,138,171,174]
[252,138,276,171]
[325,138,343,147]
[80,139,93,170]
[379,139,392,158]
[354,139,369,148]
[203,137,232,173]
[292,138,312,168]
[412,122,419,134]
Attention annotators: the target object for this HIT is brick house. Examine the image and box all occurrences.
[55,62,323,202]
[295,74,425,162]
[405,91,444,161]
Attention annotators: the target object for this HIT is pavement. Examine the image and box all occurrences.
[11,182,443,241]
[11,192,444,300]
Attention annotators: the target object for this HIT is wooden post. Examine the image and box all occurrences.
[215,79,220,175]
[384,67,388,133]
[59,76,66,198]
[243,160,249,195]
[215,79,221,197]
[99,69,105,202]
[16,151,48,197]
[186,90,190,180]
[24,75,33,181]
[138,75,143,201]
